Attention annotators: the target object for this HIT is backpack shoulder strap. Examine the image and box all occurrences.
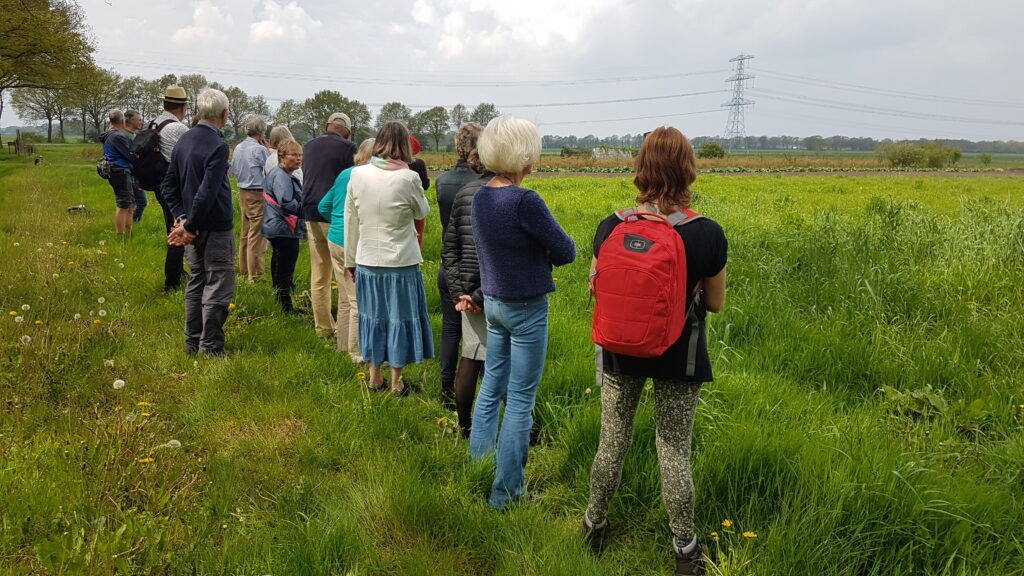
[668,209,704,227]
[614,207,636,221]
[156,118,177,132]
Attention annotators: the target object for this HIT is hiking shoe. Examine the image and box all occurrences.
[674,539,706,576]
[581,515,609,555]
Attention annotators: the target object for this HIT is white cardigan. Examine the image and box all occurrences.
[344,162,430,268]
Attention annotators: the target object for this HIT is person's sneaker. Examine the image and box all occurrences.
[674,539,706,576]
[581,514,609,555]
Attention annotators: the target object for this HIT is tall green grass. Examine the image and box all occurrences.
[1,145,1022,575]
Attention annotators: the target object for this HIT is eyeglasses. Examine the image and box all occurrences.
[281,153,302,159]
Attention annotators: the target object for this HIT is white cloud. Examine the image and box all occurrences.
[171,1,234,45]
[411,0,437,25]
[249,0,323,45]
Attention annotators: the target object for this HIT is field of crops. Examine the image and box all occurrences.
[1,145,1023,575]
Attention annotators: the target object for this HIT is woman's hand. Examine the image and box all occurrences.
[346,267,356,281]
[455,294,481,313]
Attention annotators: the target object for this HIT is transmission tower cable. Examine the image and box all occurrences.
[722,55,755,150]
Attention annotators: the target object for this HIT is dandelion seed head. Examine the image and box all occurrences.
[118,263,125,269]
[98,240,105,246]
[98,310,107,317]
[97,297,106,304]
[585,388,592,395]
[52,273,59,279]
[166,439,181,449]
[20,335,31,345]
[13,242,19,247]
[21,304,30,311]
[74,313,81,320]
[104,359,114,368]
[112,379,125,389]
[46,242,53,247]
[14,316,24,323]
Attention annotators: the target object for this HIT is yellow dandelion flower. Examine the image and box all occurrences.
[436,417,447,424]
[138,457,154,463]
[1019,404,1024,409]
[8,311,16,316]
[93,319,102,324]
[710,531,718,538]
[553,277,558,281]
[114,406,123,411]
[722,519,733,528]
[136,401,151,406]
[228,303,236,310]
[34,320,43,325]
[141,412,152,417]
[67,261,75,265]
[743,531,757,538]
[356,371,366,379]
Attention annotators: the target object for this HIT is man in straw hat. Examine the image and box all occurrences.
[152,85,191,291]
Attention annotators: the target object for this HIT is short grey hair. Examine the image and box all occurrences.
[107,109,124,125]
[245,115,267,137]
[124,109,140,123]
[477,115,541,176]
[196,88,229,122]
[267,125,293,149]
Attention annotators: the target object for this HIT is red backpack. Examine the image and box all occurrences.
[591,207,703,364]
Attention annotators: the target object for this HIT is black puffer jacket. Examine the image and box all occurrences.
[442,173,493,308]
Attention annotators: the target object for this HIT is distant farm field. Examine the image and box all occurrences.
[1,145,1023,575]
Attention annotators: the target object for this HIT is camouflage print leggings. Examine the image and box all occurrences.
[586,371,702,540]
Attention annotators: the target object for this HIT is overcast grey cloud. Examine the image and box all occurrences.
[45,0,1024,139]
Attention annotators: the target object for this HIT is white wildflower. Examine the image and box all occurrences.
[118,263,125,269]
[97,297,106,304]
[14,316,23,323]
[98,310,107,317]
[21,304,29,311]
[98,240,105,246]
[52,273,59,279]
[73,313,81,320]
[13,242,19,247]
[20,335,31,345]
[112,379,125,389]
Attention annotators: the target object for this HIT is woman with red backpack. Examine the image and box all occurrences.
[582,127,728,576]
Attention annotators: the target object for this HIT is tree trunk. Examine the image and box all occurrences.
[47,119,53,143]
[82,108,86,142]
[59,118,65,143]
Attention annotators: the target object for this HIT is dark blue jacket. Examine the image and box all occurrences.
[160,122,233,234]
[301,132,356,222]
[472,184,576,300]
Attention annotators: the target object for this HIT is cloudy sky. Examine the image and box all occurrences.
[53,0,1024,139]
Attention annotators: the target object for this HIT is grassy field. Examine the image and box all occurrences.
[1,144,1023,575]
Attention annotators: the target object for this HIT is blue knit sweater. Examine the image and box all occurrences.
[471,184,576,300]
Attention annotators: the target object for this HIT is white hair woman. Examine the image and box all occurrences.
[262,138,305,313]
[264,125,303,183]
[344,123,433,394]
[467,115,576,509]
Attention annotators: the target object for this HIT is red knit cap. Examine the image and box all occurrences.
[409,136,421,155]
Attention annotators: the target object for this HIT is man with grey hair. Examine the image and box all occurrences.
[100,108,136,234]
[123,109,148,223]
[161,88,235,356]
[231,115,270,282]
[302,112,356,338]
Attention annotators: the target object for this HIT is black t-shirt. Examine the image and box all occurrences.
[593,212,728,382]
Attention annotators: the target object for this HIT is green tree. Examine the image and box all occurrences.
[449,103,469,130]
[177,73,209,123]
[118,75,161,123]
[223,86,251,138]
[73,65,120,138]
[11,87,61,142]
[375,101,412,131]
[418,106,450,151]
[696,141,726,159]
[469,102,499,125]
[0,0,94,139]
[273,99,301,128]
[303,90,371,140]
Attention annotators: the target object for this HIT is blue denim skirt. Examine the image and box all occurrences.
[355,264,435,368]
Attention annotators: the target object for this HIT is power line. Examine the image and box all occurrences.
[540,109,723,126]
[97,56,727,88]
[749,88,1024,126]
[754,68,1024,109]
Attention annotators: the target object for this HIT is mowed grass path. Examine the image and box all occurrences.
[1,145,1022,575]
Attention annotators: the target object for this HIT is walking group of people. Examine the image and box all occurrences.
[116,83,728,575]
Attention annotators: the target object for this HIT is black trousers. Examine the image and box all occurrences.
[437,267,462,383]
[155,190,186,289]
[269,237,299,310]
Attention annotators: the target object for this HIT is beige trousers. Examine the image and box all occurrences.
[238,190,267,280]
[306,221,335,337]
[328,240,361,362]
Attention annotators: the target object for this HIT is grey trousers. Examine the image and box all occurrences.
[586,371,702,540]
[184,230,236,353]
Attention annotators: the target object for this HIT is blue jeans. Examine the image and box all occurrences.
[469,293,549,508]
[132,179,147,222]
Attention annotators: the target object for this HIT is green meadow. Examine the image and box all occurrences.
[1,145,1022,575]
